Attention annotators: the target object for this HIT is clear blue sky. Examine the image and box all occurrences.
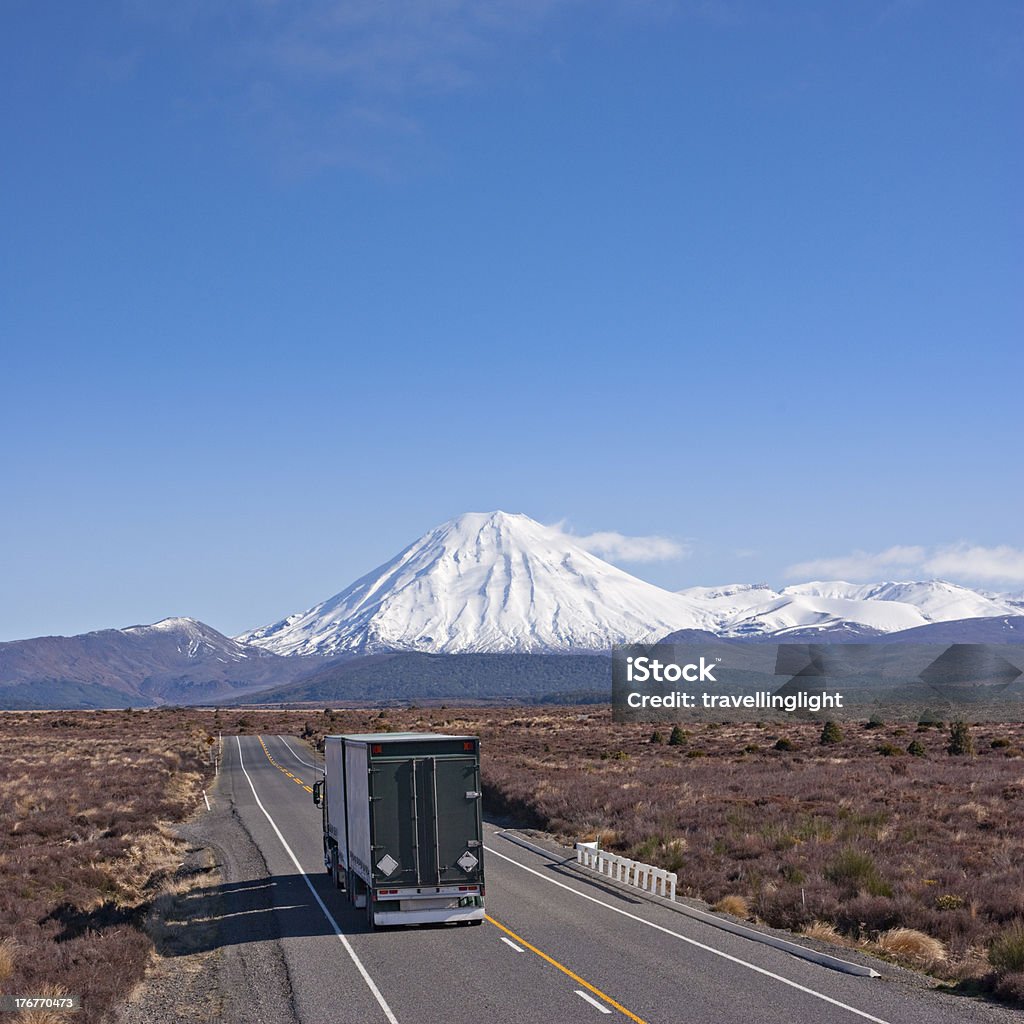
[2,1,1022,641]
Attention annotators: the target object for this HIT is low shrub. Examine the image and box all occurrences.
[668,726,688,747]
[994,971,1024,1005]
[819,721,843,745]
[948,721,975,756]
[825,850,892,897]
[990,921,1024,974]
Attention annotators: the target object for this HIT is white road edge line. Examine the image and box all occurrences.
[235,736,398,1024]
[275,734,325,773]
[202,789,211,811]
[575,990,612,1014]
[500,936,524,953]
[484,845,892,1024]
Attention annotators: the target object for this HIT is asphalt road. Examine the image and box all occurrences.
[210,735,1015,1024]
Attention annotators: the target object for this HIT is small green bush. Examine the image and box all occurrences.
[819,721,843,745]
[877,743,902,757]
[907,739,926,757]
[668,726,688,747]
[948,721,975,756]
[864,715,885,730]
[649,730,665,744]
[774,738,794,751]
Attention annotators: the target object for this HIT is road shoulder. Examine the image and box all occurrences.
[114,780,297,1024]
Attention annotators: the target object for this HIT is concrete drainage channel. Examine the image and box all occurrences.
[494,830,881,979]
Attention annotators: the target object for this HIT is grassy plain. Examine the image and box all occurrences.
[2,705,1022,1017]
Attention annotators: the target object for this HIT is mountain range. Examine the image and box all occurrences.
[2,511,1022,708]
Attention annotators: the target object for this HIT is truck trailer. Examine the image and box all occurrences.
[312,732,485,927]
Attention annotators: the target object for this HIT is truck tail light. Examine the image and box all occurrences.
[458,886,478,892]
[371,744,383,754]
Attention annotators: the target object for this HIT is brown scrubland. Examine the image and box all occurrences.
[1,705,1022,1018]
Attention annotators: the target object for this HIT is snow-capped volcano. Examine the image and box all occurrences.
[236,511,714,656]
[236,512,1024,655]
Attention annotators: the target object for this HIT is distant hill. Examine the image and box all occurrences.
[221,651,612,705]
[872,615,1024,644]
[0,618,314,709]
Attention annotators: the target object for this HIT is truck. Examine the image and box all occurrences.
[312,732,485,928]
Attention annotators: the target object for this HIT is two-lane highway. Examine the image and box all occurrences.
[214,735,1015,1024]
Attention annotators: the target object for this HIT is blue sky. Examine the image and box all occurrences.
[2,1,1022,641]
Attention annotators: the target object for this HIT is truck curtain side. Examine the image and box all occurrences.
[314,733,485,927]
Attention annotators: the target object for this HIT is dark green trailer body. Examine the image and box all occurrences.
[315,732,485,927]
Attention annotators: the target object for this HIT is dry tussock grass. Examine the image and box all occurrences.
[874,927,948,966]
[802,921,847,944]
[12,984,70,1024]
[714,894,751,919]
[0,937,17,982]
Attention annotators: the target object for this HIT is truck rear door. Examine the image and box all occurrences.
[369,755,482,888]
[419,756,483,886]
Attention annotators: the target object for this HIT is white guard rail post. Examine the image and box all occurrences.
[575,842,677,901]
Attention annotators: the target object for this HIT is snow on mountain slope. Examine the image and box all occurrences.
[677,583,781,626]
[237,511,715,656]
[781,580,1019,623]
[720,592,928,638]
[123,617,253,660]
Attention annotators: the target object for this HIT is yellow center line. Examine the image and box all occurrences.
[485,914,648,1024]
[258,736,307,788]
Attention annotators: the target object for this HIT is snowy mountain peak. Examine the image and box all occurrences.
[124,617,257,660]
[124,616,208,636]
[237,511,713,656]
[234,513,1024,656]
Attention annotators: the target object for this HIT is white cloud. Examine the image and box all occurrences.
[785,546,927,581]
[923,544,1024,584]
[552,525,690,563]
[785,543,1024,585]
